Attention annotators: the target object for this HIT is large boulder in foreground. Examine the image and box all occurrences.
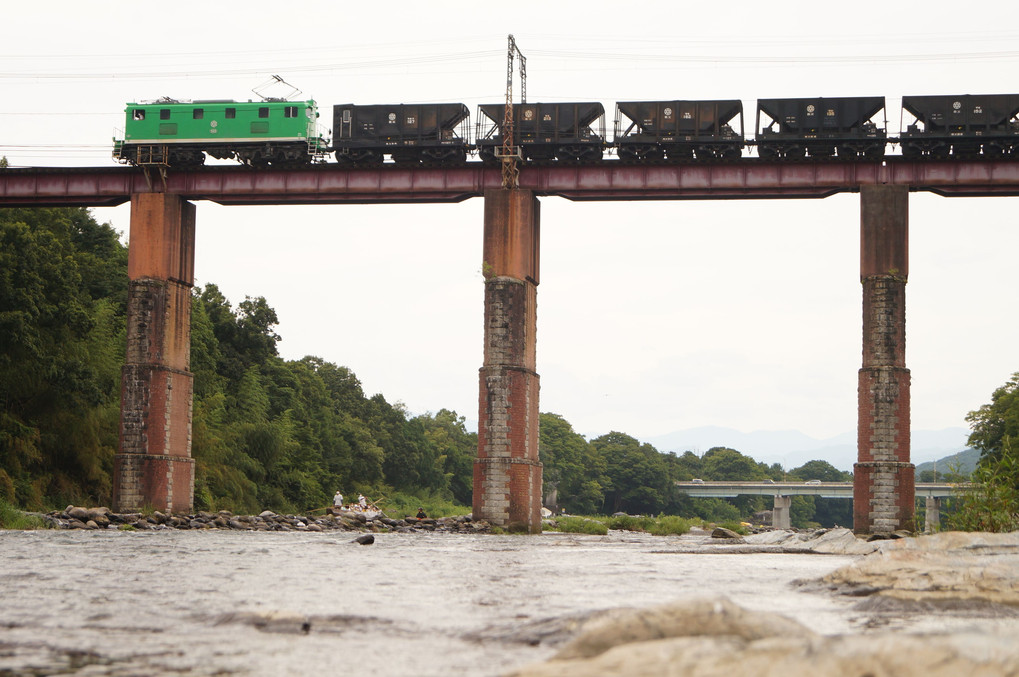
[507,596,1019,677]
[816,530,1019,605]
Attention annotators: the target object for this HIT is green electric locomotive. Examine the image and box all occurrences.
[113,98,328,167]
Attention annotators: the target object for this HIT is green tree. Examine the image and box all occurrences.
[539,413,606,514]
[948,436,1019,532]
[0,208,126,508]
[701,447,767,481]
[788,459,848,482]
[416,409,476,505]
[592,432,670,514]
[966,372,1019,464]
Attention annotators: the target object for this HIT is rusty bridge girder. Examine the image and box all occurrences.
[4,159,1019,207]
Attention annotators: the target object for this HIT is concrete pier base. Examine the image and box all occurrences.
[473,189,543,533]
[772,496,792,530]
[925,496,941,533]
[854,185,915,534]
[113,193,196,513]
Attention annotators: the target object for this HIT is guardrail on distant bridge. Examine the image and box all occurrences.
[674,481,967,499]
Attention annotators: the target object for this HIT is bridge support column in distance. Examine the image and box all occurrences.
[772,495,791,530]
[925,496,941,533]
[855,185,915,534]
[473,189,543,533]
[113,193,196,513]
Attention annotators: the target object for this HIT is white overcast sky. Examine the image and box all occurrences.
[3,2,1019,444]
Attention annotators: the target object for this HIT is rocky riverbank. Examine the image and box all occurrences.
[31,505,491,534]
[508,530,1019,676]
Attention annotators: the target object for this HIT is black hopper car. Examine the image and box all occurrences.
[614,100,744,161]
[475,102,606,163]
[900,94,1019,158]
[332,103,471,165]
[756,97,887,159]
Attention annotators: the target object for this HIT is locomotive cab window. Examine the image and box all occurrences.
[225,108,236,119]
[258,107,269,118]
[193,108,204,119]
[284,106,298,118]
[160,109,171,120]
[132,110,145,120]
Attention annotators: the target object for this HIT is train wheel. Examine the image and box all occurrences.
[169,149,205,168]
[863,144,885,160]
[718,145,742,160]
[478,147,499,166]
[758,145,778,160]
[643,148,664,163]
[901,143,921,159]
[345,149,382,166]
[392,149,422,165]
[617,146,640,162]
[836,146,858,159]
[953,143,981,158]
[984,143,1004,158]
[665,147,694,161]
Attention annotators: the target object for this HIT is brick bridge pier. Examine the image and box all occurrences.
[113,193,196,513]
[855,185,914,533]
[109,183,916,533]
[472,189,543,533]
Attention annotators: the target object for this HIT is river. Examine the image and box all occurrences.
[0,528,896,675]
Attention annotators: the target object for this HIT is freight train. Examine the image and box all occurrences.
[113,94,1019,168]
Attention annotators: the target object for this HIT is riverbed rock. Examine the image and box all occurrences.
[352,534,375,545]
[710,527,744,541]
[33,505,490,534]
[814,530,1019,606]
[507,596,1019,677]
[743,527,883,555]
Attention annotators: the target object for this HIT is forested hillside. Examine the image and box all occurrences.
[0,207,475,514]
[1,207,853,527]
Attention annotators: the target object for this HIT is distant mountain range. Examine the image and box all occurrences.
[915,448,981,477]
[640,425,973,472]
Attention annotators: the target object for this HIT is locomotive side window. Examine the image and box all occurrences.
[132,110,145,121]
[284,106,298,118]
[160,109,171,120]
[225,108,236,119]
[193,108,204,119]
[258,107,269,118]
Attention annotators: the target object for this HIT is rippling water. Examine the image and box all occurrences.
[1,529,864,676]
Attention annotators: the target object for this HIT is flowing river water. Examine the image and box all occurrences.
[0,528,976,676]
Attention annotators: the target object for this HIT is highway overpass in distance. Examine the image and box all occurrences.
[674,481,968,531]
[674,481,963,499]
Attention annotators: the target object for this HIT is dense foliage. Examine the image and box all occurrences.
[537,413,852,527]
[0,208,127,507]
[0,207,475,513]
[1,207,861,528]
[950,373,1019,532]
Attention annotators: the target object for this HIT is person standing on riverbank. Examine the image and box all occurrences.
[333,491,344,508]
